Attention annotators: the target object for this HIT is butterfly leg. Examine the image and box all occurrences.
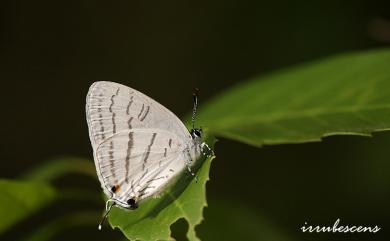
[187,165,198,183]
[201,142,214,157]
[185,150,198,182]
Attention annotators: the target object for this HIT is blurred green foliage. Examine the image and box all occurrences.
[197,199,296,241]
[0,180,55,234]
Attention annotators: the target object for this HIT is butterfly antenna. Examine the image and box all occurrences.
[98,200,115,230]
[192,88,199,130]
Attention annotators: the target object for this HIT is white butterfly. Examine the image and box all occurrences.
[85,81,212,229]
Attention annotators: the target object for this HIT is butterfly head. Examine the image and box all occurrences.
[190,128,202,139]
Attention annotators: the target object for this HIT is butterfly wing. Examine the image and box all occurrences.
[86,81,192,206]
[95,128,188,207]
[86,81,191,150]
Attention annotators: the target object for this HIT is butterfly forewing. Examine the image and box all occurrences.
[87,81,191,149]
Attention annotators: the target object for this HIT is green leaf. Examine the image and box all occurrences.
[22,211,100,241]
[21,157,96,182]
[21,157,102,204]
[197,48,390,146]
[109,137,215,241]
[0,179,56,233]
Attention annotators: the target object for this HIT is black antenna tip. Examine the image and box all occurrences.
[193,88,199,95]
[193,88,199,104]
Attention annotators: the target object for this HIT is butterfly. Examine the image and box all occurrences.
[85,81,213,229]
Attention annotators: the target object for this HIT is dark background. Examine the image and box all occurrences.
[1,0,390,240]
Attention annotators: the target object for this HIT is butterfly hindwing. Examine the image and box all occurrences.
[95,128,187,205]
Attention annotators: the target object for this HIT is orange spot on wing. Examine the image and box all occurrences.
[114,185,120,193]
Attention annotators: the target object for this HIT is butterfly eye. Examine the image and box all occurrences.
[191,129,202,138]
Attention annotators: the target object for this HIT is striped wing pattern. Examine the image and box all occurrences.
[96,129,187,206]
[86,81,192,207]
[86,81,191,149]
